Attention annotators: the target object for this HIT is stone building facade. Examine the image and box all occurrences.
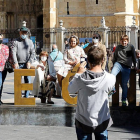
[57,0,140,27]
[0,0,139,29]
[0,0,139,49]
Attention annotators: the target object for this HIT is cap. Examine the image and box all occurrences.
[20,26,28,32]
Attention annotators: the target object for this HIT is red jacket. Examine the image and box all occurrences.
[0,44,9,71]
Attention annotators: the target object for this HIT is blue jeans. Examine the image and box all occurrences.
[76,127,108,140]
[0,70,8,98]
[111,62,131,102]
[19,63,31,98]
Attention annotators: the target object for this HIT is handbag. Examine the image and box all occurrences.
[53,50,59,62]
[4,61,14,73]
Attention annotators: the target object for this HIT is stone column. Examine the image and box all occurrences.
[98,17,110,48]
[57,20,65,52]
[129,16,139,49]
[129,25,138,49]
[0,12,6,29]
[43,0,57,51]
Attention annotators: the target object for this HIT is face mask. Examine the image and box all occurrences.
[92,39,99,43]
[0,39,3,44]
[21,35,27,40]
[41,56,47,62]
[94,44,98,47]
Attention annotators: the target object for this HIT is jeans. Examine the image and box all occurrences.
[0,70,8,99]
[76,127,108,140]
[111,62,131,102]
[19,63,31,98]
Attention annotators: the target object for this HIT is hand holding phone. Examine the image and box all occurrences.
[80,57,85,64]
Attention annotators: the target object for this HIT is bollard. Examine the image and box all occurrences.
[112,69,136,106]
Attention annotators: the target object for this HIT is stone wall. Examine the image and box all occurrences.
[57,0,140,27]
[0,105,140,126]
[0,0,43,29]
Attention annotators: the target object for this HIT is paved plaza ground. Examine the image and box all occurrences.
[0,125,139,140]
[0,72,140,140]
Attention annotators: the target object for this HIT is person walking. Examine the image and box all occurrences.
[84,33,107,70]
[68,46,116,140]
[12,26,35,98]
[0,34,9,104]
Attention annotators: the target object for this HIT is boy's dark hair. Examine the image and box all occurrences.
[87,46,104,67]
[69,35,79,45]
[64,38,68,42]
[120,35,129,41]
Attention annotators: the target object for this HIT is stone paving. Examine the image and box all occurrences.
[1,72,140,140]
[0,125,139,140]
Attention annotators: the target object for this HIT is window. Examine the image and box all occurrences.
[67,2,69,15]
[96,0,98,4]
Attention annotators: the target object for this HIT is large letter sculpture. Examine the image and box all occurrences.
[62,63,80,105]
[14,69,35,105]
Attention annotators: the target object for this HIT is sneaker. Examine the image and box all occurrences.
[47,100,54,104]
[122,101,127,106]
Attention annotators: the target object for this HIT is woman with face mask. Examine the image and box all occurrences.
[84,33,107,70]
[31,51,56,104]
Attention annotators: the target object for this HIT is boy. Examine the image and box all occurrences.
[68,46,116,140]
[111,35,136,106]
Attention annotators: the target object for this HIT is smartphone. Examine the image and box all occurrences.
[80,57,85,64]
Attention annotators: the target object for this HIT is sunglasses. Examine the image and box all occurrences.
[93,37,98,39]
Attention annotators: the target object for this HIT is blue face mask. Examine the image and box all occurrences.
[21,35,27,40]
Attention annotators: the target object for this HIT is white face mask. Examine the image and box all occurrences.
[41,56,47,62]
[94,44,98,47]
[92,39,99,44]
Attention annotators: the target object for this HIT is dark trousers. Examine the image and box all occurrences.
[19,63,31,98]
[0,70,8,99]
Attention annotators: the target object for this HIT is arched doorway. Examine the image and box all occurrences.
[37,15,43,28]
[36,15,43,54]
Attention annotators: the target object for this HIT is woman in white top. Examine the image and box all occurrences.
[57,35,86,87]
[31,51,56,104]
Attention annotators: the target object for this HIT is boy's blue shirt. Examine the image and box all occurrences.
[83,43,89,49]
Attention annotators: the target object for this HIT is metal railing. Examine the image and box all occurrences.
[0,26,132,48]
[108,26,131,48]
